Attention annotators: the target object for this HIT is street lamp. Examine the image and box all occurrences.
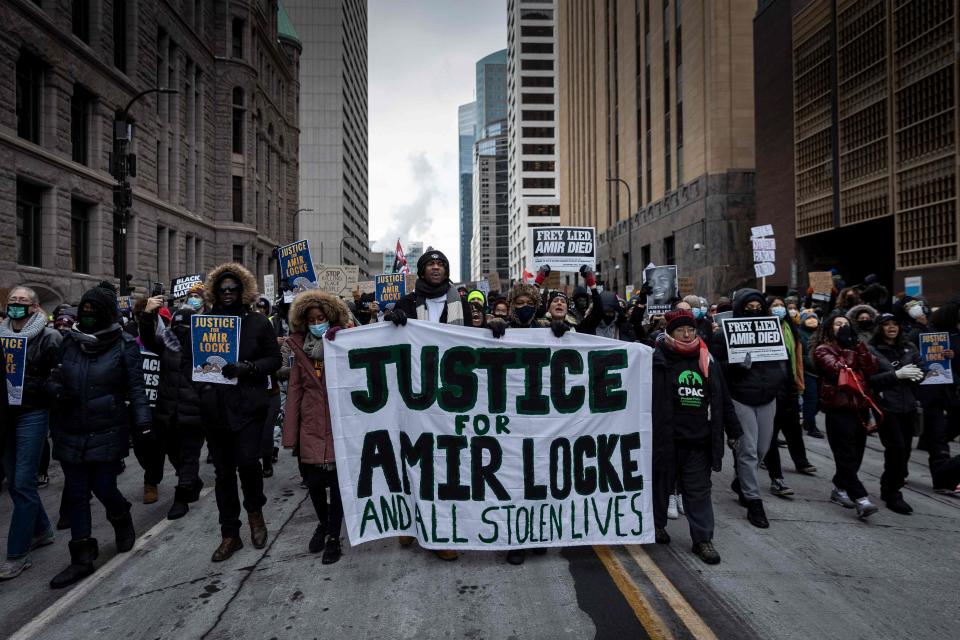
[606,177,634,288]
[112,87,178,295]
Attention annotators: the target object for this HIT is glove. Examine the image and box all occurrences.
[221,361,255,379]
[741,353,753,369]
[489,318,507,339]
[325,326,343,341]
[895,364,924,382]
[727,437,741,452]
[639,282,653,296]
[579,265,597,288]
[535,265,551,286]
[136,424,158,447]
[551,320,569,338]
[390,308,408,326]
[836,324,858,349]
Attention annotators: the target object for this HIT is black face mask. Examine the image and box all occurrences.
[575,299,589,311]
[743,308,764,317]
[78,311,108,333]
[603,313,617,325]
[857,320,874,331]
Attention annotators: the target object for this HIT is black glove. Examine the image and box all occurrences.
[221,361,255,379]
[535,265,551,286]
[489,318,507,339]
[836,324,858,349]
[136,424,158,447]
[391,308,408,326]
[551,320,569,338]
[640,282,653,296]
[579,265,596,288]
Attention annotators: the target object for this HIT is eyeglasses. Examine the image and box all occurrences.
[218,285,241,294]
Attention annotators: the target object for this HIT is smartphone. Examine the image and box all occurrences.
[151,282,164,297]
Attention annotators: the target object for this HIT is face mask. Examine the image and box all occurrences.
[575,299,589,311]
[700,306,708,316]
[907,305,924,320]
[187,296,203,311]
[771,307,787,319]
[308,322,329,338]
[857,319,874,331]
[788,309,799,319]
[78,314,100,331]
[6,303,28,319]
[743,308,764,318]
[516,306,536,323]
[603,313,617,325]
[693,308,704,320]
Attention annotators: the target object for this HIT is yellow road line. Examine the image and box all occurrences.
[592,545,674,640]
[625,545,721,640]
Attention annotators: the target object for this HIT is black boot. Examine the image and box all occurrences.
[321,536,342,565]
[746,500,770,528]
[167,487,192,520]
[50,538,99,589]
[731,477,748,507]
[108,510,136,552]
[506,549,526,565]
[884,492,913,515]
[308,524,327,554]
[272,446,279,463]
[261,457,274,478]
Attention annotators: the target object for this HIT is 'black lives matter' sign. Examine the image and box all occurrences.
[530,227,596,272]
[719,316,788,364]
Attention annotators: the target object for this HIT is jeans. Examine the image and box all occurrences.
[878,411,915,499]
[801,372,820,427]
[653,444,714,543]
[825,409,868,500]
[303,465,343,537]
[731,399,777,500]
[207,418,267,538]
[61,460,130,541]
[3,410,52,559]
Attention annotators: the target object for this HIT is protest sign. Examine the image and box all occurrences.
[375,274,406,306]
[530,227,596,272]
[643,265,679,319]
[476,279,490,298]
[171,273,205,300]
[751,225,775,280]
[904,276,922,297]
[809,271,834,294]
[404,274,418,294]
[751,224,774,239]
[316,264,360,297]
[140,348,161,408]
[919,333,954,385]
[543,271,562,290]
[357,280,376,295]
[487,271,502,294]
[191,315,240,385]
[278,240,318,302]
[719,316,788,364]
[678,276,695,298]
[263,274,275,303]
[324,321,655,550]
[2,336,27,406]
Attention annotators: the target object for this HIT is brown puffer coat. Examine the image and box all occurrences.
[281,290,351,465]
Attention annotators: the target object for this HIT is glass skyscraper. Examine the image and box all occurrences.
[458,102,476,282]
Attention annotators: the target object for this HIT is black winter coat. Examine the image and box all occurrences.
[19,325,62,411]
[868,340,922,414]
[652,345,742,472]
[195,308,282,431]
[138,314,203,432]
[51,327,151,464]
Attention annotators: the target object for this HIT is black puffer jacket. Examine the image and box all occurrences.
[709,288,789,406]
[138,312,202,431]
[868,339,922,414]
[20,326,62,410]
[50,326,151,463]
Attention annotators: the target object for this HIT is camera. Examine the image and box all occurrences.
[151,282,164,297]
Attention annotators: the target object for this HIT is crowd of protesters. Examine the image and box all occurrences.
[2,254,958,585]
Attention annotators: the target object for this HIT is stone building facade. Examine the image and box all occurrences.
[0,0,301,307]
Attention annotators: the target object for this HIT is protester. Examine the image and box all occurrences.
[846,303,879,344]
[48,285,151,588]
[867,313,924,514]
[256,290,282,479]
[283,289,350,564]
[813,312,881,519]
[652,310,742,564]
[53,307,78,335]
[184,283,206,312]
[138,301,206,520]
[709,289,787,528]
[467,290,487,328]
[537,290,577,336]
[0,287,61,580]
[390,249,472,561]
[920,302,959,494]
[199,263,282,562]
[797,309,825,438]
[490,297,509,320]
[579,268,635,341]
[836,287,861,314]
[503,283,542,330]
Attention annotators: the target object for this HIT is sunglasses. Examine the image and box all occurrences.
[219,285,241,294]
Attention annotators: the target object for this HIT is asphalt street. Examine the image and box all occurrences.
[1,421,957,640]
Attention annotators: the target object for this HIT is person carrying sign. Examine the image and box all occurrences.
[920,303,959,495]
[652,310,742,564]
[199,263,282,562]
[579,267,634,341]
[282,290,351,564]
[138,301,206,520]
[47,285,152,588]
[709,289,787,529]
[813,312,881,519]
[0,287,61,581]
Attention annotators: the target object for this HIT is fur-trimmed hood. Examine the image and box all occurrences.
[508,283,541,309]
[204,262,259,308]
[845,304,878,323]
[288,290,351,334]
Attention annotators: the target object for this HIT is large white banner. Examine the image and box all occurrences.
[325,321,654,550]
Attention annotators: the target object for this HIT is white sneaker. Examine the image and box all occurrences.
[676,494,685,515]
[830,487,855,508]
[667,494,679,519]
[0,558,32,581]
[855,497,878,519]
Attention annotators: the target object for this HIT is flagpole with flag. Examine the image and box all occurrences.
[391,239,409,274]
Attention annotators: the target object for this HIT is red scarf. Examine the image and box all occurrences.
[663,334,711,379]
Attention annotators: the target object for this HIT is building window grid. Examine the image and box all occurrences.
[16,51,43,144]
[71,199,90,273]
[72,0,90,42]
[71,84,92,165]
[16,180,43,267]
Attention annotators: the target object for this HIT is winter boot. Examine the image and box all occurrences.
[506,549,526,565]
[50,538,99,589]
[211,537,243,562]
[143,484,159,504]
[731,477,748,507]
[321,536,343,565]
[692,541,721,565]
[248,511,268,549]
[746,500,770,528]
[108,510,136,552]
[167,487,192,520]
[655,527,671,544]
[261,457,274,478]
[308,524,327,554]
[884,493,913,515]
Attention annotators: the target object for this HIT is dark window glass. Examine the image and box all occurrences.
[521,9,553,20]
[232,176,243,222]
[71,84,93,164]
[527,204,559,217]
[520,42,553,54]
[16,180,43,267]
[232,244,244,263]
[521,25,553,37]
[521,75,554,88]
[521,58,554,71]
[522,127,554,138]
[521,93,554,104]
[522,160,555,172]
[113,0,127,71]
[231,18,244,58]
[523,177,555,189]
[522,144,555,155]
[16,51,43,143]
[663,235,675,265]
[71,199,90,273]
[232,88,244,154]
[72,0,90,42]
[641,244,651,269]
[522,110,553,121]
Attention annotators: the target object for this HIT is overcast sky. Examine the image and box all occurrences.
[367,0,506,276]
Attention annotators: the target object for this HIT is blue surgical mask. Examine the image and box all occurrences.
[771,307,787,319]
[693,308,704,320]
[187,296,203,311]
[700,306,708,317]
[309,322,329,337]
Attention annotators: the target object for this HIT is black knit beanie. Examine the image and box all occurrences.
[417,250,450,279]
